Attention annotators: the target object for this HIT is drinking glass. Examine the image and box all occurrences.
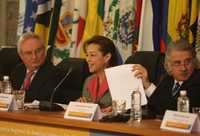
[112,99,126,116]
[192,107,200,115]
[0,81,3,93]
[12,90,25,110]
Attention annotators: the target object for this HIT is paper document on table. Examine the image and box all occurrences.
[105,64,148,109]
[24,100,40,109]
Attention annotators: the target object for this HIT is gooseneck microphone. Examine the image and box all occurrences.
[39,67,73,111]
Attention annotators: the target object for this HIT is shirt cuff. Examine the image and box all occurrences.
[145,83,156,97]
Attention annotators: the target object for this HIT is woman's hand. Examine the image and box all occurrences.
[132,64,151,89]
[77,97,92,102]
[101,106,112,113]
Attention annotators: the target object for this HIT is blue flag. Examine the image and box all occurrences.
[23,0,38,33]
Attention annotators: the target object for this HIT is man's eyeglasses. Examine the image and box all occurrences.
[171,58,193,67]
[22,47,44,58]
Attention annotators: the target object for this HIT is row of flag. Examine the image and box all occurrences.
[17,0,200,65]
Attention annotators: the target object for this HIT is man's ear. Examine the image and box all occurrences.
[19,52,23,60]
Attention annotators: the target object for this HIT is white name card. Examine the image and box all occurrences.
[0,93,17,111]
[64,102,103,121]
[161,110,200,133]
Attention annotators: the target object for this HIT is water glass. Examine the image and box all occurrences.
[192,107,200,115]
[0,81,3,93]
[112,99,126,116]
[13,90,25,110]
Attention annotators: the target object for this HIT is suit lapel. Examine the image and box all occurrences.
[29,66,48,95]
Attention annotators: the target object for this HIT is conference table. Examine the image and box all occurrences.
[0,109,199,136]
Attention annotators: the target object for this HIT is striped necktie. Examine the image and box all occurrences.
[172,82,181,98]
[22,71,34,91]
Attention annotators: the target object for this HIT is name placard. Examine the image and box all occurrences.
[0,93,17,111]
[64,102,102,121]
[161,110,200,133]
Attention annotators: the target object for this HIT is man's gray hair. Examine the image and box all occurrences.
[164,39,199,75]
[17,32,44,54]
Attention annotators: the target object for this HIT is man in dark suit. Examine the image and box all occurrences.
[11,32,61,102]
[133,39,200,116]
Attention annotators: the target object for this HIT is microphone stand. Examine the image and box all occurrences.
[39,68,73,111]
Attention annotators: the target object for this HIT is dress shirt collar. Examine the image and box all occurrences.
[174,80,183,87]
[26,69,38,81]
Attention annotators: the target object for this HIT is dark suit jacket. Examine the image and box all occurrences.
[148,69,200,116]
[11,61,62,102]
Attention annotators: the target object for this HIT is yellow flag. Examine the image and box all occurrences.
[80,0,104,58]
[34,0,52,47]
[168,0,188,42]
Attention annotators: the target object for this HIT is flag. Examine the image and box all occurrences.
[159,0,169,52]
[76,0,87,46]
[103,0,123,63]
[104,0,120,41]
[138,0,154,51]
[82,0,104,39]
[167,0,198,46]
[52,0,75,65]
[117,0,136,61]
[135,0,142,30]
[196,1,200,62]
[188,0,198,45]
[34,0,52,46]
[72,0,88,57]
[167,0,188,42]
[104,0,137,62]
[22,0,38,33]
[151,0,161,52]
[132,0,142,53]
[138,0,168,52]
[17,0,26,36]
[79,0,105,58]
[48,0,62,46]
[70,0,80,57]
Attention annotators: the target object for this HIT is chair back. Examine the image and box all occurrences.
[125,51,166,85]
[0,48,21,80]
[55,57,90,104]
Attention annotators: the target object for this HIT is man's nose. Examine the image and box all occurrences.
[179,63,187,70]
[31,51,37,59]
[86,56,91,62]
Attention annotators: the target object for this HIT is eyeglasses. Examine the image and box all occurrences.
[171,58,193,67]
[22,47,44,58]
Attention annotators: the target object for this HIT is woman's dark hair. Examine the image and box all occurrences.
[83,35,118,67]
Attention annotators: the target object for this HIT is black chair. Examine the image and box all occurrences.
[0,48,21,80]
[54,57,90,104]
[125,51,166,85]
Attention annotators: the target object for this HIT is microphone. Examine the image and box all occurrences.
[39,67,73,111]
